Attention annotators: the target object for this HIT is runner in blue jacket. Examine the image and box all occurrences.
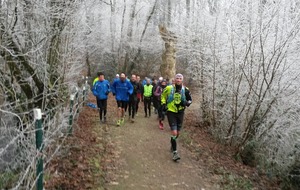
[111,73,133,126]
[92,72,111,123]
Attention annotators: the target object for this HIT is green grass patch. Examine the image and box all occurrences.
[180,130,193,146]
[89,157,101,171]
[216,168,253,190]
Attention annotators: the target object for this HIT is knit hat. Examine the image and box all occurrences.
[175,73,183,79]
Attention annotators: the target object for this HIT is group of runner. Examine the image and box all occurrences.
[92,72,192,161]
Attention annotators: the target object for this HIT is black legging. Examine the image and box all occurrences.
[157,101,165,120]
[96,98,107,120]
[153,97,159,111]
[136,97,141,113]
[143,97,152,116]
[128,100,137,119]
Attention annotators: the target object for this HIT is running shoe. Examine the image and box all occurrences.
[116,120,121,126]
[172,151,181,161]
[120,118,125,124]
[159,121,164,130]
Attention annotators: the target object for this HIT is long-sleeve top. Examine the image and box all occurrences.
[129,81,142,101]
[92,79,111,100]
[161,84,192,113]
[111,79,133,101]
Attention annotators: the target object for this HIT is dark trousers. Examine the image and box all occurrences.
[143,97,152,116]
[128,100,137,119]
[136,97,141,113]
[96,98,107,120]
[153,97,159,111]
[157,101,165,120]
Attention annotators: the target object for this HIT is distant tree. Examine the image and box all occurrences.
[159,24,177,80]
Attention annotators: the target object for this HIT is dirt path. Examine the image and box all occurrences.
[46,93,278,190]
[104,111,213,190]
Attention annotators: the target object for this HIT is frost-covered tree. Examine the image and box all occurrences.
[1,0,300,188]
[183,0,300,186]
[0,0,85,188]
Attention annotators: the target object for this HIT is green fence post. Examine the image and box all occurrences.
[75,87,79,114]
[34,108,43,190]
[69,94,75,134]
[82,86,86,102]
[83,76,88,104]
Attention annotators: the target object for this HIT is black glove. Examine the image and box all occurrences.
[186,101,192,107]
[181,101,192,107]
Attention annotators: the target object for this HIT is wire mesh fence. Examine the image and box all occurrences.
[0,82,89,190]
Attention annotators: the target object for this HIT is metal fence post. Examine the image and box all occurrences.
[69,94,75,134]
[34,108,43,190]
[75,87,79,114]
[82,86,86,102]
[83,76,89,105]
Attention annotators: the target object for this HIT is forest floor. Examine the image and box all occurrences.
[45,92,280,190]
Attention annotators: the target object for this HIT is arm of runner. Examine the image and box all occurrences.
[106,80,111,95]
[153,86,161,97]
[161,86,170,105]
[185,87,192,107]
[111,80,116,96]
[127,81,134,95]
[92,83,98,97]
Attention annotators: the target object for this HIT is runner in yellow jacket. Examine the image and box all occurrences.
[142,78,153,117]
[161,73,192,161]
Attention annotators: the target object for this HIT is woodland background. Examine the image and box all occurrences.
[0,0,300,189]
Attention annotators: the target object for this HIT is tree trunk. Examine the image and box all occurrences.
[159,24,177,80]
[167,0,172,27]
[86,51,91,77]
[186,0,190,18]
[127,0,158,75]
[123,0,137,74]
[208,0,218,15]
[110,0,116,52]
[117,0,127,72]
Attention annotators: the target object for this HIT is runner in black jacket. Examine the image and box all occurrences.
[128,74,141,123]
